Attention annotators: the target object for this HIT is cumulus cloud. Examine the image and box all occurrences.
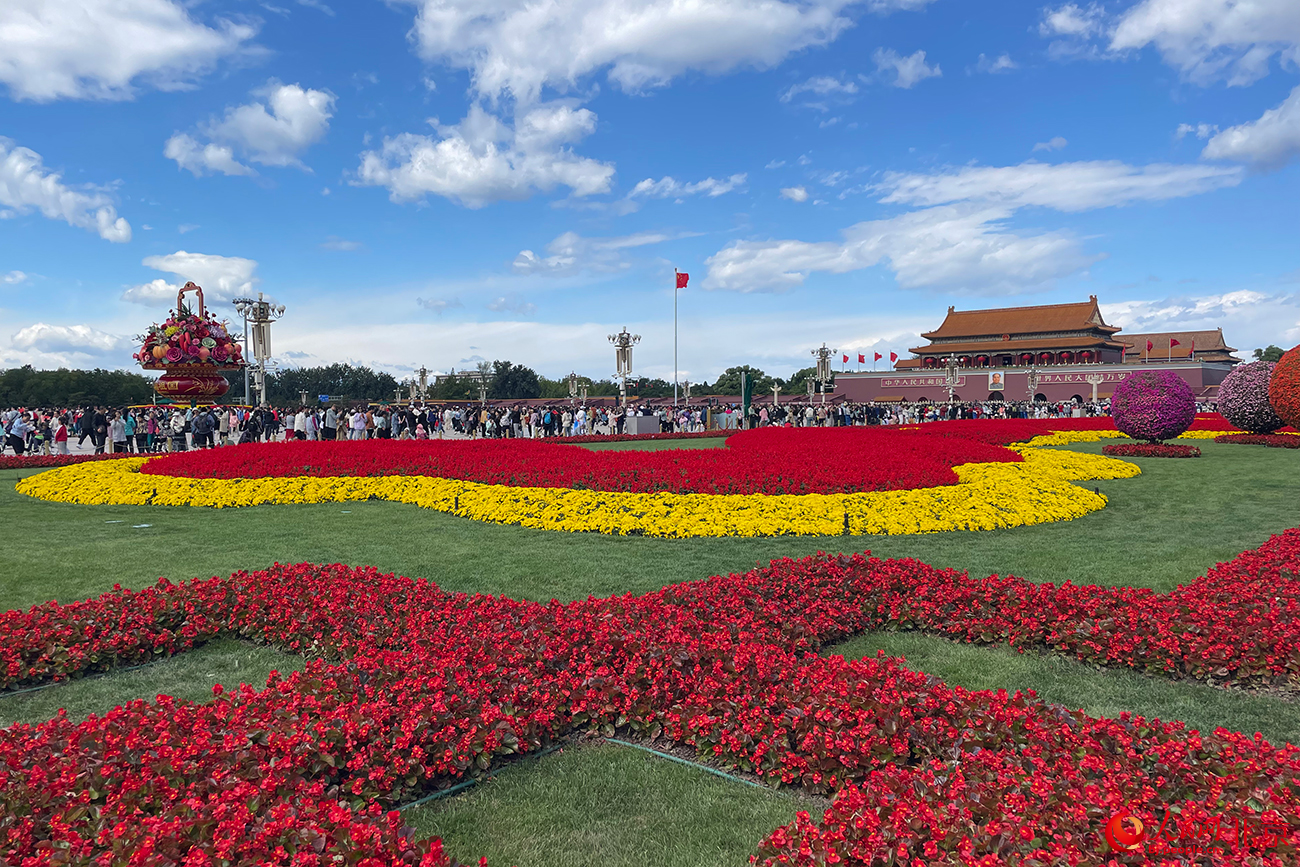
[1041,0,1300,87]
[629,173,746,199]
[1176,122,1219,140]
[11,322,128,355]
[0,138,131,241]
[400,0,934,104]
[121,251,258,305]
[416,296,463,314]
[0,0,258,102]
[513,230,675,275]
[355,104,614,207]
[166,80,335,176]
[780,185,809,202]
[704,157,1246,295]
[1033,136,1068,152]
[1201,85,1300,171]
[974,52,1017,73]
[320,236,363,251]
[872,48,941,88]
[1102,290,1300,350]
[3,270,28,284]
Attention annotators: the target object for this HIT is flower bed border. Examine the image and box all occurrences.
[1215,433,1300,449]
[1102,442,1202,458]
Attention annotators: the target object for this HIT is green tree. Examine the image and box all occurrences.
[1254,345,1286,363]
[781,366,833,395]
[0,366,156,407]
[489,361,541,399]
[710,365,774,396]
[264,363,401,403]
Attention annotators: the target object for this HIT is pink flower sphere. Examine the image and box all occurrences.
[1218,361,1283,433]
[1112,369,1196,443]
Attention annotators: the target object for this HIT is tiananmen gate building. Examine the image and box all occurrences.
[832,296,1240,404]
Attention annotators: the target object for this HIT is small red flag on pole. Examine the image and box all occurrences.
[874,352,883,361]
[857,353,865,364]
[890,352,898,363]
[1169,338,1179,361]
[675,272,689,289]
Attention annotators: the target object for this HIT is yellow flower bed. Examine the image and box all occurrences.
[16,447,1141,538]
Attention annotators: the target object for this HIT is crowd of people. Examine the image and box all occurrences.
[1,396,1223,456]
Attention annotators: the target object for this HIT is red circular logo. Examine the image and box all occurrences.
[1002,333,1011,341]
[1105,813,1146,851]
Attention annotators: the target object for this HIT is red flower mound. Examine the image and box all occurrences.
[1271,345,1300,430]
[1215,433,1300,449]
[139,425,1032,495]
[1102,442,1201,457]
[0,453,132,470]
[4,531,1300,865]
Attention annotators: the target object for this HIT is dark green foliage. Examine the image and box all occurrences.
[1254,345,1286,363]
[264,363,401,404]
[0,366,157,407]
[710,366,774,396]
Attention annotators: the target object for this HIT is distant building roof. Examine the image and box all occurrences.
[921,296,1119,341]
[1118,329,1240,363]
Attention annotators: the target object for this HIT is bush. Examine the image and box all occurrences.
[1270,345,1300,430]
[1111,370,1196,443]
[1218,360,1284,433]
[1103,443,1201,458]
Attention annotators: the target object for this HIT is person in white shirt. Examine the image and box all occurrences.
[294,410,308,440]
[350,410,366,440]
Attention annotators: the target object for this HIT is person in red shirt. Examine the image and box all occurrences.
[53,415,69,455]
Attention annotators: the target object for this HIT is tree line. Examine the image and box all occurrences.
[0,361,837,407]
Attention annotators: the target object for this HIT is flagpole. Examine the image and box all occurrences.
[673,268,678,408]
[1168,340,1172,363]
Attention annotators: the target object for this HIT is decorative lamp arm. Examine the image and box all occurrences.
[177,281,206,317]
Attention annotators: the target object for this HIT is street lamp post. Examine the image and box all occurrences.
[608,328,641,408]
[944,355,960,405]
[232,293,285,407]
[1027,364,1041,402]
[413,366,430,401]
[772,384,782,408]
[812,343,836,406]
[300,390,309,407]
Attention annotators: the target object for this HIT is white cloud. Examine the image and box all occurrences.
[0,138,132,242]
[321,236,363,251]
[178,223,200,234]
[780,185,809,202]
[629,173,747,199]
[121,251,258,305]
[417,296,463,314]
[164,135,254,177]
[875,160,1242,212]
[1176,122,1219,140]
[355,104,614,208]
[166,81,335,175]
[513,230,675,275]
[1033,136,1068,152]
[1041,0,1300,87]
[765,159,786,169]
[1109,0,1300,86]
[780,75,858,103]
[872,48,941,88]
[1039,3,1106,38]
[974,52,1017,73]
[11,322,127,355]
[486,294,537,316]
[704,204,1097,294]
[401,0,934,104]
[1202,85,1300,171]
[704,157,1246,295]
[3,270,27,284]
[1102,290,1300,350]
[0,0,258,101]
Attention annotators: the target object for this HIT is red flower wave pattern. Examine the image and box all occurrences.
[3,530,1300,865]
[140,425,1037,495]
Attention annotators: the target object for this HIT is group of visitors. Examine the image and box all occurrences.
[2,396,1224,455]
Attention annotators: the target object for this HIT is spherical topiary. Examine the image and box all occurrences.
[1218,361,1284,433]
[1111,369,1196,443]
[1269,345,1300,430]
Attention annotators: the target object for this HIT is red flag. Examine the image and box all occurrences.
[857,353,866,363]
[842,354,849,363]
[874,352,883,361]
[1189,339,1194,357]
[890,352,898,362]
[1169,338,1181,347]
[675,272,689,289]
[1146,340,1154,352]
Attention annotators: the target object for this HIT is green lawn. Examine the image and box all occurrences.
[2,439,1298,867]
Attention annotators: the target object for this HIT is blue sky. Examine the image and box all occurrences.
[1,0,1298,384]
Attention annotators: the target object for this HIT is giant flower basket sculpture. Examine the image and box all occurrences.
[135,281,244,401]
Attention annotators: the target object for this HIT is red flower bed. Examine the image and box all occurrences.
[139,426,1029,495]
[1216,433,1300,449]
[1102,442,1202,457]
[549,429,730,444]
[4,531,1300,865]
[0,453,132,470]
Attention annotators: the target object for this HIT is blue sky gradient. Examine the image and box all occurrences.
[1,0,1297,383]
